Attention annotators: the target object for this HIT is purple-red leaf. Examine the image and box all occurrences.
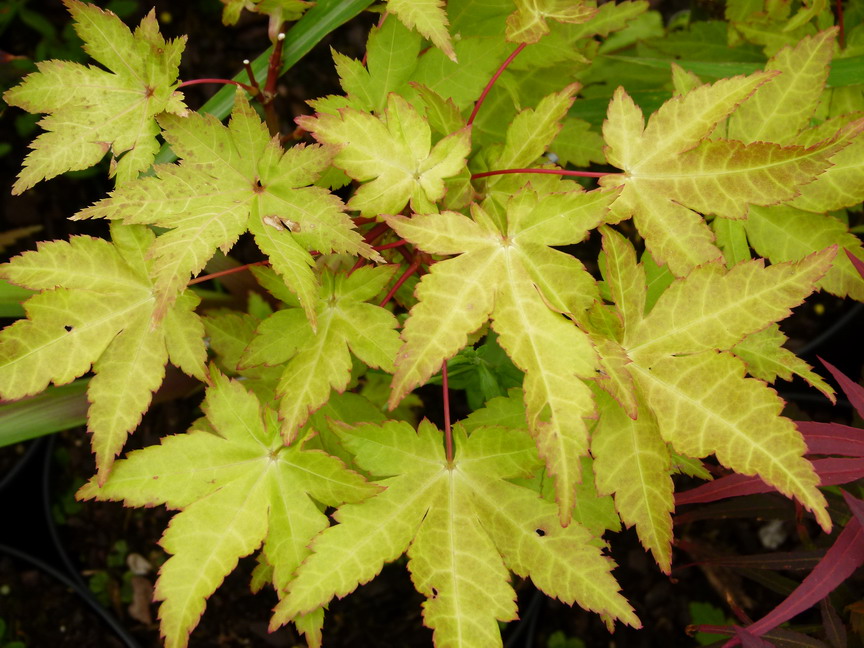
[845,247,864,280]
[844,490,864,527]
[676,458,864,505]
[819,596,847,648]
[731,493,864,643]
[735,626,774,647]
[691,549,825,572]
[819,357,864,419]
[798,421,864,457]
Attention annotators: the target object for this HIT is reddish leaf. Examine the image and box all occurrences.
[674,495,794,525]
[798,421,864,457]
[819,357,864,419]
[676,458,864,505]
[735,493,864,642]
[735,626,774,647]
[760,626,830,648]
[819,596,847,648]
[693,549,825,572]
[844,490,864,527]
[845,247,864,280]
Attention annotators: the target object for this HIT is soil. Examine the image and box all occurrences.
[1,2,863,648]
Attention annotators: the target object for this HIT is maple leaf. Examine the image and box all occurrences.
[506,0,598,44]
[0,223,207,480]
[74,91,377,324]
[77,370,379,648]
[599,71,848,277]
[730,324,835,400]
[593,227,836,538]
[271,420,640,645]
[3,0,187,193]
[240,265,401,442]
[330,17,422,114]
[297,93,471,217]
[711,30,864,301]
[387,0,455,62]
[385,186,618,525]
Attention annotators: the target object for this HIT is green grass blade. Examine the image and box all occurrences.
[0,379,89,447]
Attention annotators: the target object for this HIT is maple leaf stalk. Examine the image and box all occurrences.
[187,260,272,286]
[379,253,423,307]
[467,42,527,126]
[176,78,257,93]
[374,239,408,251]
[472,168,611,180]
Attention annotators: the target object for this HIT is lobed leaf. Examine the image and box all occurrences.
[4,0,187,192]
[75,93,372,323]
[0,227,207,478]
[274,421,638,645]
[79,371,377,648]
[298,94,471,217]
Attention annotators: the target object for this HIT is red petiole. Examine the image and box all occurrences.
[467,42,527,126]
[188,260,270,286]
[472,168,612,180]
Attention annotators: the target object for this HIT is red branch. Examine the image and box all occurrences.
[379,255,422,307]
[472,168,611,180]
[467,42,527,126]
[177,78,257,94]
[837,0,846,48]
[265,32,286,97]
[188,260,270,286]
[363,221,391,245]
[374,239,408,251]
[442,361,453,463]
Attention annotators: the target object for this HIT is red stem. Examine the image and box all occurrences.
[242,59,262,95]
[188,260,270,286]
[177,78,257,93]
[265,32,286,97]
[442,360,453,463]
[472,168,611,180]
[374,239,408,251]
[363,221,391,245]
[348,256,367,276]
[379,255,421,307]
[467,42,527,126]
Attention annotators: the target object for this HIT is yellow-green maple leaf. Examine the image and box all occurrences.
[595,228,836,535]
[0,224,207,479]
[387,0,455,61]
[78,370,379,648]
[712,30,864,301]
[331,17,422,114]
[592,388,674,573]
[385,186,617,525]
[74,92,377,325]
[272,420,639,646]
[3,0,187,192]
[240,266,401,442]
[506,0,598,44]
[297,93,471,217]
[599,72,845,277]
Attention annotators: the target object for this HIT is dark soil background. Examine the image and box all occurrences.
[1,2,863,647]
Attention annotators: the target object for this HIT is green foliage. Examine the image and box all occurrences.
[2,0,863,646]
